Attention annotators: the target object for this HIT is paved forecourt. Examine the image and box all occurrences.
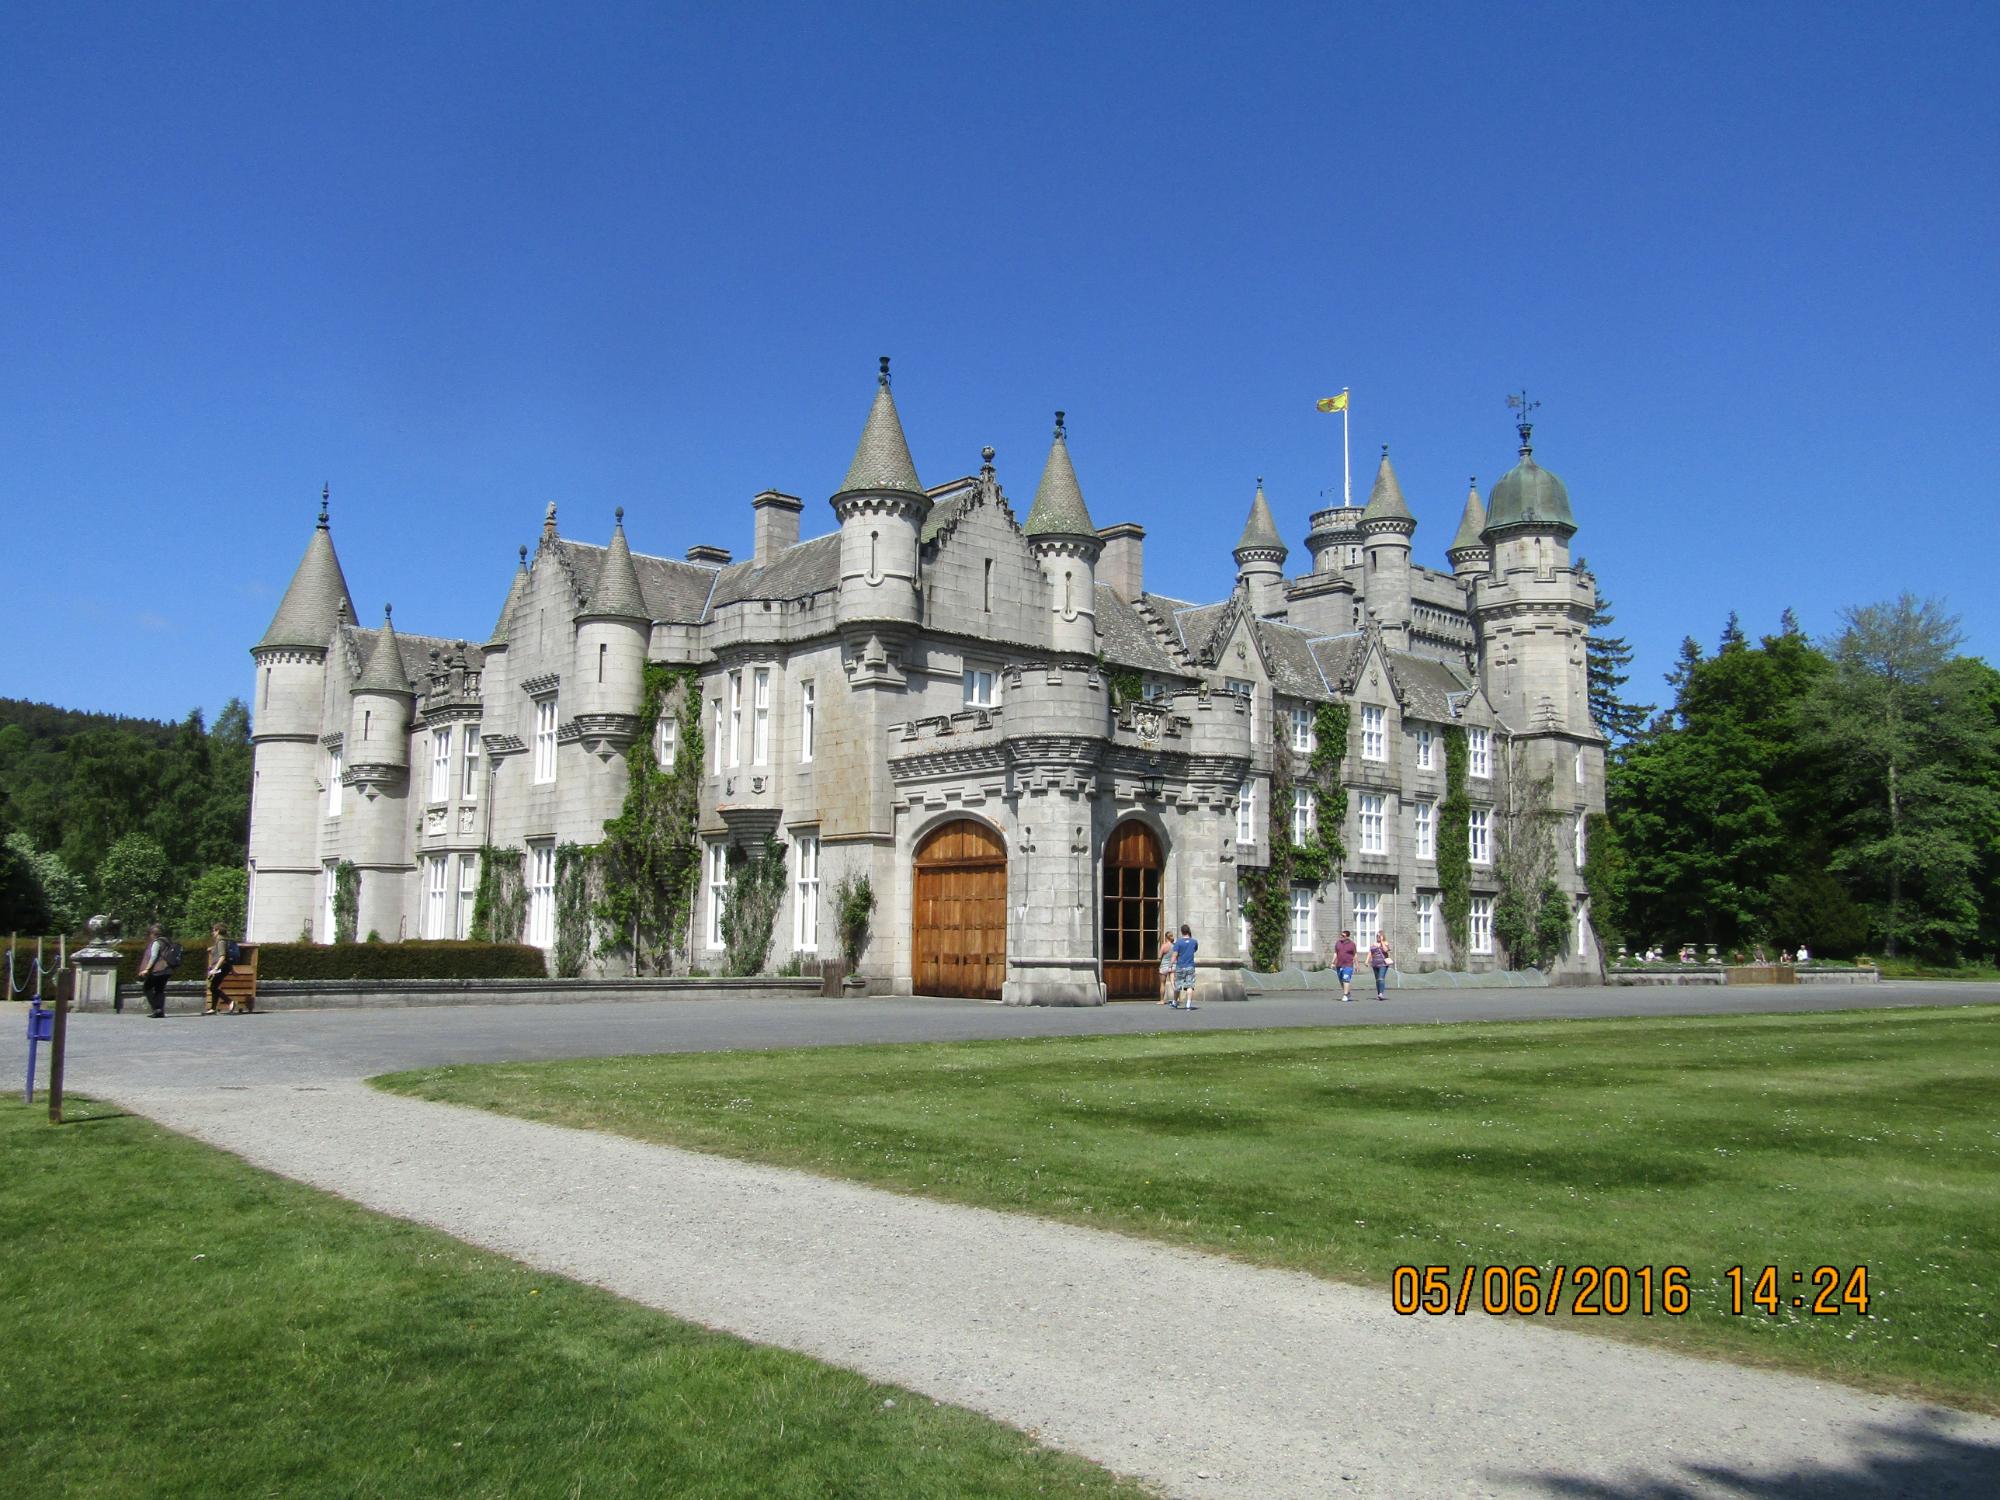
[11,980,2000,1500]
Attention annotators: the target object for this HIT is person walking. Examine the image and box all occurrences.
[136,923,172,1018]
[205,924,235,1014]
[1171,924,1199,1010]
[1333,930,1357,1001]
[1157,930,1176,1006]
[1369,930,1394,1001]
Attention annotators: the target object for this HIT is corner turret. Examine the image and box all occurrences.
[1232,479,1288,618]
[1359,447,1415,643]
[1448,478,1491,579]
[1024,411,1102,656]
[571,508,649,753]
[831,358,930,683]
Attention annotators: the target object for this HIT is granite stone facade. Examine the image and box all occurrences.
[245,369,1607,1000]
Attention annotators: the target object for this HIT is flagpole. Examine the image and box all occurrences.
[1342,390,1351,507]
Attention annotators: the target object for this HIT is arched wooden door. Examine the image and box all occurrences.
[912,819,1008,999]
[1102,820,1164,999]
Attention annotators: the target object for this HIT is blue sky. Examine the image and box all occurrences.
[4,1,1996,724]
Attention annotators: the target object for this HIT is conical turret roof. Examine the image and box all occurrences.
[356,605,413,695]
[256,491,356,650]
[1234,479,1285,555]
[1024,412,1097,536]
[487,546,529,646]
[837,358,923,495]
[1450,481,1488,552]
[1360,448,1413,525]
[579,508,650,620]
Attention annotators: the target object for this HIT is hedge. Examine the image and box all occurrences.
[96,939,549,985]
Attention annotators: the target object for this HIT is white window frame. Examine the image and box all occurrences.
[1574,811,1587,869]
[705,841,729,949]
[963,667,997,708]
[527,841,556,949]
[727,670,743,768]
[1575,745,1586,784]
[1416,893,1436,954]
[430,727,452,803]
[1469,807,1491,866]
[793,834,820,952]
[1290,705,1314,752]
[424,854,450,939]
[532,697,558,784]
[1469,726,1491,779]
[1237,778,1255,846]
[1416,728,1434,771]
[1353,889,1380,944]
[1361,704,1386,762]
[1471,895,1495,955]
[1237,884,1251,954]
[321,860,337,945]
[1289,885,1313,953]
[654,713,677,770]
[1359,793,1386,855]
[752,666,771,765]
[1292,786,1316,842]
[462,729,481,800]
[326,744,343,817]
[456,852,478,939]
[711,692,724,774]
[1413,799,1435,861]
[799,681,815,763]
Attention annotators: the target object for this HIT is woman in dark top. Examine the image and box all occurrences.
[1369,932,1393,1001]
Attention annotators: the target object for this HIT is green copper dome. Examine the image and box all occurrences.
[1484,425,1574,533]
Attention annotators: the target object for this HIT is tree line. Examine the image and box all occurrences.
[1586,593,2000,962]
[0,697,252,938]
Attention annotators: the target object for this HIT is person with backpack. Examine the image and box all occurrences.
[137,923,177,1018]
[205,924,239,1014]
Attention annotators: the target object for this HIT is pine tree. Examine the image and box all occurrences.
[1577,558,1653,750]
[1719,611,1747,652]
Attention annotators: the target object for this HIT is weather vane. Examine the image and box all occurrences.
[1505,390,1540,422]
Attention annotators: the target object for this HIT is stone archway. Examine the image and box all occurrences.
[1101,819,1164,1000]
[912,818,1008,999]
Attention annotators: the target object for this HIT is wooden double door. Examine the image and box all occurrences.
[1102,820,1164,1000]
[912,819,1008,999]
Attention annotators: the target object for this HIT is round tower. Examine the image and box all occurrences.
[1447,477,1491,580]
[831,357,930,651]
[1359,446,1415,643]
[1232,479,1288,619]
[247,487,356,942]
[1024,412,1103,656]
[344,605,415,937]
[571,508,649,728]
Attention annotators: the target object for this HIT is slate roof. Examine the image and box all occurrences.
[838,374,923,495]
[1235,482,1285,553]
[554,540,716,625]
[257,522,356,650]
[341,623,484,692]
[1024,424,1096,537]
[1449,483,1488,552]
[579,514,649,620]
[708,533,842,609]
[1385,650,1476,722]
[1360,451,1413,524]
[1095,586,1184,675]
[487,551,529,646]
[1307,634,1368,694]
[921,482,979,544]
[1168,601,1235,663]
[1252,618,1331,698]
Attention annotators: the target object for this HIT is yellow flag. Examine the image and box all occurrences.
[1316,392,1349,413]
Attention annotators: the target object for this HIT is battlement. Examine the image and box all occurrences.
[998,659,1109,740]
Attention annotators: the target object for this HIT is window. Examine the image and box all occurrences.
[1416,894,1436,954]
[799,681,815,763]
[533,697,558,784]
[1469,726,1491,779]
[1574,812,1588,869]
[1224,677,1253,699]
[1416,728,1433,770]
[752,667,771,764]
[1292,786,1316,842]
[462,729,481,799]
[1577,903,1592,955]
[1575,745,1586,784]
[1236,778,1255,845]
[1290,705,1314,752]
[963,667,996,707]
[1471,896,1495,955]
[321,860,337,946]
[457,853,478,939]
[1346,545,1360,566]
[1469,807,1491,865]
[1361,705,1386,761]
[424,855,450,939]
[527,841,556,948]
[597,642,607,683]
[1359,793,1386,854]
[654,714,676,769]
[705,842,729,949]
[1413,800,1435,860]
[326,744,343,817]
[793,834,820,952]
[1238,884,1251,954]
[727,670,743,767]
[430,727,452,802]
[983,558,993,613]
[711,692,724,774]
[1290,886,1313,953]
[1353,889,1380,943]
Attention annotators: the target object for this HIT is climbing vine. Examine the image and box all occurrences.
[1244,699,1351,971]
[720,839,788,976]
[553,841,602,978]
[597,664,704,974]
[1493,747,1568,970]
[332,859,359,945]
[469,847,526,943]
[1439,726,1472,959]
[1101,658,1146,709]
[834,872,875,971]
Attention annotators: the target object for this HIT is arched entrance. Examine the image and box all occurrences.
[1101,819,1164,1000]
[912,818,1007,999]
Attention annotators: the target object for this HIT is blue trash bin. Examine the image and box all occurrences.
[28,1003,54,1042]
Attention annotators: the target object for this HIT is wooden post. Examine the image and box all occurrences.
[49,965,70,1124]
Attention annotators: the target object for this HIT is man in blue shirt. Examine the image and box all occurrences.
[1171,924,1199,1010]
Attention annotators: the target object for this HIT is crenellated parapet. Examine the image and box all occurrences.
[997,659,1108,743]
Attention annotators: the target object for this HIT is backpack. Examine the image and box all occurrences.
[162,940,184,973]
[225,940,243,964]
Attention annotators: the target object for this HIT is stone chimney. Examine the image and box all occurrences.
[686,544,732,567]
[751,490,803,565]
[1096,522,1144,603]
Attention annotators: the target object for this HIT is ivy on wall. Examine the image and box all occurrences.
[332,859,359,945]
[469,847,526,943]
[597,664,704,975]
[1439,726,1472,959]
[1493,747,1570,970]
[834,872,875,970]
[1244,699,1352,971]
[553,841,602,978]
[1103,661,1146,709]
[720,838,787,977]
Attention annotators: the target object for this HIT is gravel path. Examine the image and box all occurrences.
[15,985,2000,1498]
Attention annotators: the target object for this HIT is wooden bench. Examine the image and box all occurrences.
[209,944,260,1012]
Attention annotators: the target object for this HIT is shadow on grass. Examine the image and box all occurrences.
[1509,1409,2000,1497]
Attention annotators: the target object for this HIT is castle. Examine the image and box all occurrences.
[245,362,1605,1001]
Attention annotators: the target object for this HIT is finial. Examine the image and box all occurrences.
[518,544,528,567]
[980,445,996,475]
[545,501,557,520]
[878,355,891,389]
[1506,390,1540,455]
[1054,410,1066,437]
[318,483,330,530]
[1255,475,1264,488]
[615,505,625,526]
[1381,443,1389,458]
[1470,475,1478,488]
[383,603,393,623]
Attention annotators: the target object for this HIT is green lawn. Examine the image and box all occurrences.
[0,1098,1152,1500]
[1876,957,2000,981]
[382,1007,2000,1413]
